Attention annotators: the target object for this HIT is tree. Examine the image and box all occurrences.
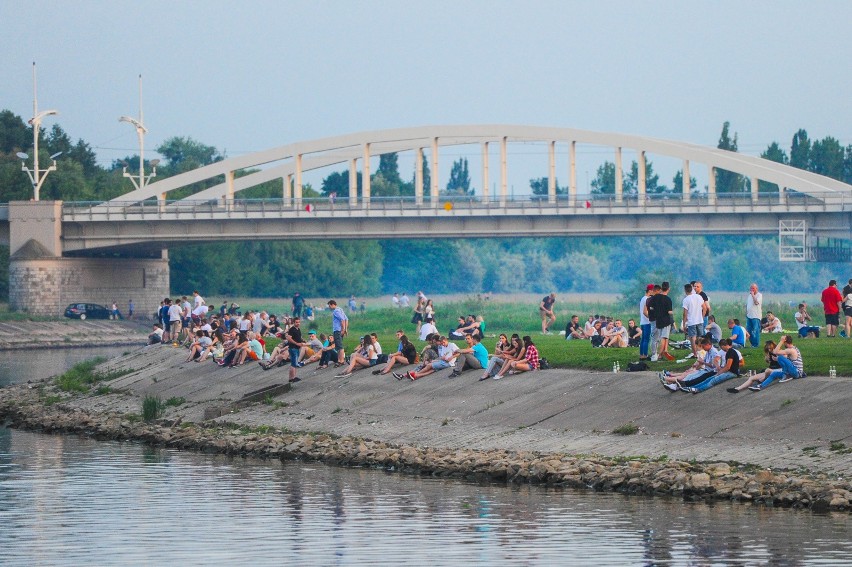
[715,122,746,193]
[809,136,844,180]
[529,177,566,196]
[590,161,615,195]
[376,153,402,187]
[624,159,663,195]
[157,136,223,172]
[672,169,697,195]
[790,129,811,170]
[444,157,472,196]
[758,142,788,193]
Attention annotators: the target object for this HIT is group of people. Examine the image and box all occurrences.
[564,314,642,348]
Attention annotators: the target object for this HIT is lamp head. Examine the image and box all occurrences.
[49,152,63,160]
[16,152,29,160]
[119,115,148,133]
[149,159,160,167]
[28,110,59,125]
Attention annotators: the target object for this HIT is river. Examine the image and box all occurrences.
[1,349,850,565]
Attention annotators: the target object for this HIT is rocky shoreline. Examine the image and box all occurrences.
[1,379,850,513]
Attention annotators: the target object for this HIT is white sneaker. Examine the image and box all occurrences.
[650,354,659,362]
[685,352,695,359]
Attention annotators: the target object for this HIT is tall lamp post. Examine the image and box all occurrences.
[119,75,159,192]
[18,62,60,201]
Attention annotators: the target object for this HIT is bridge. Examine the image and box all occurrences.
[3,125,851,315]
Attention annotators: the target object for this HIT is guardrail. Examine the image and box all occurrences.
[56,190,849,221]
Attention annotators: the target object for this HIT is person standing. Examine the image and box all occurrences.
[842,279,852,338]
[638,284,654,360]
[128,299,134,320]
[328,299,349,365]
[540,292,557,334]
[651,282,675,361]
[286,317,306,383]
[820,279,843,337]
[292,292,304,318]
[682,283,705,358]
[746,283,762,348]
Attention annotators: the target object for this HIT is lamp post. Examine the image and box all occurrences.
[119,75,158,192]
[18,62,60,201]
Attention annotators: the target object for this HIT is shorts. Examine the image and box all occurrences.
[432,359,452,370]
[304,348,315,358]
[289,347,301,367]
[333,330,344,350]
[655,326,670,339]
[825,313,840,326]
[247,351,259,361]
[844,306,852,317]
[369,359,378,367]
[411,312,423,324]
[540,308,554,320]
[686,323,704,338]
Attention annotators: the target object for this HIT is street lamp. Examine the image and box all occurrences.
[20,62,60,201]
[119,75,158,191]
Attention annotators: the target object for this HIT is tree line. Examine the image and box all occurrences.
[0,110,848,299]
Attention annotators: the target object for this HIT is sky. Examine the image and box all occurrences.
[2,0,851,193]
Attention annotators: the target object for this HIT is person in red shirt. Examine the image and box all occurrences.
[820,280,843,337]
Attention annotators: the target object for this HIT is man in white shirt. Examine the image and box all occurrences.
[682,282,706,357]
[404,336,458,380]
[193,290,205,310]
[746,283,762,347]
[419,316,438,341]
[167,300,183,345]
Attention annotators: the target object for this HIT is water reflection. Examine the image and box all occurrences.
[0,428,849,566]
[0,346,131,388]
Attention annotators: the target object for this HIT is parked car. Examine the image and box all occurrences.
[64,303,111,320]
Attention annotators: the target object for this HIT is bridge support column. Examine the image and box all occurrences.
[548,141,556,204]
[569,141,576,207]
[349,159,358,207]
[285,174,293,208]
[615,147,623,203]
[225,170,235,212]
[751,176,759,203]
[362,144,371,208]
[682,160,690,202]
[295,154,303,208]
[500,136,507,206]
[7,201,169,316]
[414,149,424,205]
[708,166,716,205]
[431,138,439,207]
[638,150,646,201]
[481,142,489,203]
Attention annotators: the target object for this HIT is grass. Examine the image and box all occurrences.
[829,441,851,454]
[55,358,134,393]
[781,399,795,408]
[142,396,163,421]
[253,298,850,376]
[612,423,640,436]
[164,397,186,407]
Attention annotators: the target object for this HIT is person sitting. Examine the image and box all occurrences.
[185,330,208,362]
[419,316,438,341]
[412,333,441,373]
[565,315,585,340]
[262,337,292,369]
[148,324,164,345]
[376,332,418,376]
[448,334,489,378]
[704,314,722,344]
[480,333,509,379]
[494,336,539,378]
[748,335,805,391]
[660,337,721,392]
[794,303,820,338]
[336,335,378,377]
[583,315,597,338]
[589,320,605,347]
[726,340,780,392]
[626,319,642,347]
[453,315,485,340]
[682,338,742,393]
[762,312,782,333]
[602,319,629,348]
[399,336,458,381]
[448,317,468,340]
[728,319,747,349]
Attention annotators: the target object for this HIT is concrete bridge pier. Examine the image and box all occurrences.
[8,201,169,317]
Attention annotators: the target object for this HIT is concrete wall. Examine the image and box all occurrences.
[9,256,169,318]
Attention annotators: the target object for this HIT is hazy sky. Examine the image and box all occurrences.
[2,0,850,192]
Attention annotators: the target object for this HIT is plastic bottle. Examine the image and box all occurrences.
[612,362,617,373]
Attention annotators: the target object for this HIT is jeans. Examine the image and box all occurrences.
[640,323,652,357]
[798,326,820,338]
[693,371,737,392]
[746,317,761,347]
[759,355,799,388]
[485,356,505,377]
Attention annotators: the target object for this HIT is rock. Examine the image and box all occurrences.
[706,462,731,477]
[754,470,774,483]
[690,473,711,489]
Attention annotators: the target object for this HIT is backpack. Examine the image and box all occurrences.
[627,361,649,372]
[539,357,551,370]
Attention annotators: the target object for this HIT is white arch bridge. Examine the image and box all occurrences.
[54,125,852,261]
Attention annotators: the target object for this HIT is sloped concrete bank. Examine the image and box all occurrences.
[0,320,147,350]
[1,345,850,512]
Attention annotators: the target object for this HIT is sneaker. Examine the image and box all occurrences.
[748,385,761,392]
[492,375,501,380]
[393,372,404,380]
[650,354,659,362]
[685,387,699,394]
[840,330,848,338]
[658,372,667,385]
[289,377,301,383]
[677,382,690,392]
[685,352,695,359]
[334,372,350,378]
[372,369,382,375]
[406,371,416,380]
[479,375,489,381]
[726,387,739,393]
[449,371,460,378]
[662,352,675,361]
[778,375,794,383]
[664,383,678,392]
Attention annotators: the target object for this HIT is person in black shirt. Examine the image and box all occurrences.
[540,293,557,334]
[649,282,675,361]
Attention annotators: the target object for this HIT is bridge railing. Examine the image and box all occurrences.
[60,189,849,220]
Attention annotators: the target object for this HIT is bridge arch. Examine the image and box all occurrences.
[105,125,852,209]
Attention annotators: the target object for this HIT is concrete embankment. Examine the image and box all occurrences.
[1,345,850,512]
[0,320,147,350]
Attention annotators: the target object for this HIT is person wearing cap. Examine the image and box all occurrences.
[303,330,323,362]
[638,284,655,360]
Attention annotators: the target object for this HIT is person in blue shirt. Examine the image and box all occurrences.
[449,334,489,378]
[727,318,747,349]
